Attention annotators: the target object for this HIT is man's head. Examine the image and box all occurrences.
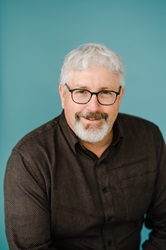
[59,43,125,144]
[60,43,125,87]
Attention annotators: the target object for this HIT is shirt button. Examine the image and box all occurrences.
[107,216,114,223]
[107,217,112,222]
[108,240,112,246]
[102,187,109,193]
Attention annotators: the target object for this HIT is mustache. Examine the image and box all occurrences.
[75,112,108,120]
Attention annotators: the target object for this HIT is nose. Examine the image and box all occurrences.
[86,93,100,111]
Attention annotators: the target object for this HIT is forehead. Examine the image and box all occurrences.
[67,66,119,88]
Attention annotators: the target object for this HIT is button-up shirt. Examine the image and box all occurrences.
[4,112,166,250]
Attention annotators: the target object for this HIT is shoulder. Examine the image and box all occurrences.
[117,113,165,161]
[7,115,63,185]
[118,113,159,130]
[13,114,62,154]
[117,113,164,143]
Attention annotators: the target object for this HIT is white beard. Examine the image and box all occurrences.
[73,112,110,143]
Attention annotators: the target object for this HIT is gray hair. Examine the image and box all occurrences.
[60,43,125,87]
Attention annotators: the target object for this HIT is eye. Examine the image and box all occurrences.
[75,89,89,95]
[100,90,112,95]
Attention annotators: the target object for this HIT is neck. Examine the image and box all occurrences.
[80,131,113,158]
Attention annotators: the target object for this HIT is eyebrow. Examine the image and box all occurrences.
[73,84,116,91]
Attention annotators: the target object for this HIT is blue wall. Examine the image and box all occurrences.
[1,1,166,249]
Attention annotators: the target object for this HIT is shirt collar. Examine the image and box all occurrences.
[112,114,124,146]
[58,112,79,154]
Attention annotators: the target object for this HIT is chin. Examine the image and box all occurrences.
[74,120,110,143]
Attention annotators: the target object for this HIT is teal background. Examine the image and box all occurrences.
[1,0,166,249]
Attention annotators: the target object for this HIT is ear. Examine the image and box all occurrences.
[119,87,125,101]
[59,83,65,109]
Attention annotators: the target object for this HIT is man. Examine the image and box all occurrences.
[4,43,166,250]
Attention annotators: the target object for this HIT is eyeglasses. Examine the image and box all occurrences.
[65,83,122,106]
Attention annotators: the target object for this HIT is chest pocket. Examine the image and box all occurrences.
[121,170,157,220]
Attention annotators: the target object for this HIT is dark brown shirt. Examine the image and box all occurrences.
[4,112,166,250]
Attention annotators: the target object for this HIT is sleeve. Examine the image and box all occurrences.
[4,149,58,250]
[142,130,166,249]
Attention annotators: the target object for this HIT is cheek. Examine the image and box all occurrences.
[63,100,79,128]
[64,107,75,129]
[62,94,74,111]
[107,105,119,122]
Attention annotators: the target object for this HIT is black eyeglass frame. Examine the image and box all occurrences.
[65,83,122,106]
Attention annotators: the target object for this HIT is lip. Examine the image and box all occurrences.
[80,116,103,123]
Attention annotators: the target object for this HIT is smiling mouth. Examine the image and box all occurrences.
[76,112,108,121]
[86,117,99,121]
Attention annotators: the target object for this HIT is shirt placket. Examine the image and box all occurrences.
[96,161,117,250]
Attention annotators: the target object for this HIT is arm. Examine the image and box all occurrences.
[142,132,166,249]
[4,149,57,250]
